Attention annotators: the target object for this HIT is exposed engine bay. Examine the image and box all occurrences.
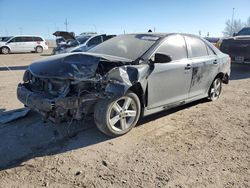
[17,53,142,123]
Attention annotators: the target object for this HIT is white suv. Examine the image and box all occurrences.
[0,35,48,54]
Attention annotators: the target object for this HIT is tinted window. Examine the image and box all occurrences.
[23,37,34,42]
[155,35,187,61]
[33,37,43,41]
[103,35,115,41]
[77,35,91,44]
[237,28,250,36]
[88,36,102,46]
[15,37,24,42]
[186,36,208,57]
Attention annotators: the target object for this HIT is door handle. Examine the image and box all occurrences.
[213,60,218,64]
[185,64,192,70]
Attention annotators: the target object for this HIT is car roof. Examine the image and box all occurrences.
[11,35,44,38]
[123,32,204,39]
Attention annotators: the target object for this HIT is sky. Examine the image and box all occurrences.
[0,0,250,39]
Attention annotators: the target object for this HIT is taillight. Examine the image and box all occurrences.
[45,41,48,45]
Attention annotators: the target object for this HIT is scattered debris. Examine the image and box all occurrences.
[75,171,82,176]
[102,160,108,167]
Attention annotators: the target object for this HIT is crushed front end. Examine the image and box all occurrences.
[16,53,129,123]
[17,71,107,123]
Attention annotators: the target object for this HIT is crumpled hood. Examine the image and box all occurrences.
[29,53,100,80]
[28,52,132,80]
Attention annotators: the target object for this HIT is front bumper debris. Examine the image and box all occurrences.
[17,84,103,122]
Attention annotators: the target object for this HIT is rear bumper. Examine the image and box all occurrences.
[220,44,250,60]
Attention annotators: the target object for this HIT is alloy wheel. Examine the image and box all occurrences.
[108,96,138,132]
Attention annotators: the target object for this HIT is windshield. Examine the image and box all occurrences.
[1,36,12,42]
[89,34,160,60]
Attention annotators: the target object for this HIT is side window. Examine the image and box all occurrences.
[15,37,24,42]
[186,36,208,57]
[23,37,33,42]
[155,35,187,61]
[87,36,102,46]
[33,37,43,41]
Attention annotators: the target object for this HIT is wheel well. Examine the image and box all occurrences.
[129,83,144,108]
[36,45,43,49]
[215,72,224,79]
[1,46,10,51]
[215,72,229,84]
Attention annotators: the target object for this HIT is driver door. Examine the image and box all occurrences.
[147,35,193,109]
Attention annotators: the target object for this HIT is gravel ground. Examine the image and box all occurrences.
[0,51,249,188]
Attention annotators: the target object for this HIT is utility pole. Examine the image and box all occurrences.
[64,19,68,31]
[18,27,23,35]
[230,8,235,36]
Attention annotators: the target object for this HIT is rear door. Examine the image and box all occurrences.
[22,36,35,51]
[147,34,193,109]
[185,36,218,98]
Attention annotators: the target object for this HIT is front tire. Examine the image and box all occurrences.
[208,77,222,101]
[1,47,10,54]
[94,91,141,137]
[35,46,43,53]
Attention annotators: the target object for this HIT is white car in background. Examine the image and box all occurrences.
[0,35,48,54]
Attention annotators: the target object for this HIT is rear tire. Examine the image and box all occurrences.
[35,46,43,53]
[1,47,10,54]
[208,77,222,101]
[94,91,141,137]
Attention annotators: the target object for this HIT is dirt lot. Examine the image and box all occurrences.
[0,50,249,188]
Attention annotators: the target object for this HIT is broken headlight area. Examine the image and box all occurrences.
[18,70,110,123]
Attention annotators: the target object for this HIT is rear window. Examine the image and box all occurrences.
[186,36,208,57]
[237,28,250,36]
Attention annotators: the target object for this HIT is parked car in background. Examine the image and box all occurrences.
[17,33,230,137]
[204,37,220,46]
[53,33,116,54]
[53,31,76,46]
[220,27,250,63]
[0,35,48,54]
[69,34,115,53]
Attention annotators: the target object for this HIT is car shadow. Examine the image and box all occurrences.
[230,63,250,80]
[0,99,208,171]
[0,65,28,71]
[40,54,53,57]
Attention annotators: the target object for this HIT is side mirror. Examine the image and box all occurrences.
[233,33,237,37]
[154,53,172,63]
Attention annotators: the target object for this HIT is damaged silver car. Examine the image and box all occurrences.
[17,33,231,136]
